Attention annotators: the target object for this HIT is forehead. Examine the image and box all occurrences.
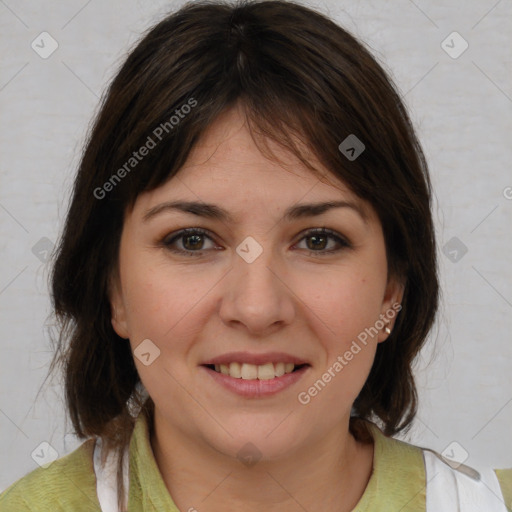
[131,104,375,224]
[176,103,332,183]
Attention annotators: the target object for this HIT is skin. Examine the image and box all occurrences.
[110,103,404,512]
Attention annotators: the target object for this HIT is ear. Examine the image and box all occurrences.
[108,272,130,339]
[377,274,405,343]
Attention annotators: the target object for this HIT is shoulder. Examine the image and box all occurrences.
[495,468,512,510]
[0,438,100,512]
[357,423,427,511]
[382,429,512,509]
[366,422,426,471]
[364,423,511,511]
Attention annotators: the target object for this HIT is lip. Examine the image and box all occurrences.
[202,351,309,366]
[200,364,310,398]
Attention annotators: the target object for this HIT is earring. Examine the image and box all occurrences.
[384,326,391,335]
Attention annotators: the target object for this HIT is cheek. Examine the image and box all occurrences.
[120,253,196,336]
[301,264,386,337]
[296,273,382,412]
[121,264,207,403]
[295,262,386,398]
[120,257,221,377]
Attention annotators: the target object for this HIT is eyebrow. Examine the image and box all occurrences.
[142,199,368,224]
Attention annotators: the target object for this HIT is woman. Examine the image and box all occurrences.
[1,1,510,511]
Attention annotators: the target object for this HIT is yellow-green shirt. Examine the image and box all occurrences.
[1,413,511,511]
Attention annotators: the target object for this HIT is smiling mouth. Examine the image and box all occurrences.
[203,362,309,380]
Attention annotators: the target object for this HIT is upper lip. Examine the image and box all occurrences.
[202,351,310,366]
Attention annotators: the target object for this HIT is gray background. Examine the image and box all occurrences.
[1,0,511,491]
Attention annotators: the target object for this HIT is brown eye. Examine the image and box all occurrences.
[306,234,328,251]
[296,228,351,256]
[162,227,350,258]
[162,228,218,256]
[182,233,205,250]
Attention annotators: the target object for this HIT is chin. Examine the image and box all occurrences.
[200,419,308,464]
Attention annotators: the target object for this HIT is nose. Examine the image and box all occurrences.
[218,244,295,336]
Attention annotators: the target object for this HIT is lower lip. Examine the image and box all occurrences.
[200,365,310,398]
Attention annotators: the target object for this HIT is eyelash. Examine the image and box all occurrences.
[161,227,351,257]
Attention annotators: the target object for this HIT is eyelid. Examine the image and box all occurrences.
[296,227,350,244]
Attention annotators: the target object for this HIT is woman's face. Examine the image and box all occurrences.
[110,104,403,461]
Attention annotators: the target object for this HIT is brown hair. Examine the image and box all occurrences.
[50,0,438,504]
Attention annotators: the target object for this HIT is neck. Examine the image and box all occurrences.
[150,413,374,512]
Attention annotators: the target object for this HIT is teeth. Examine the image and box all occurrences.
[229,362,242,378]
[241,363,258,379]
[212,362,299,379]
[275,362,285,377]
[257,363,275,380]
